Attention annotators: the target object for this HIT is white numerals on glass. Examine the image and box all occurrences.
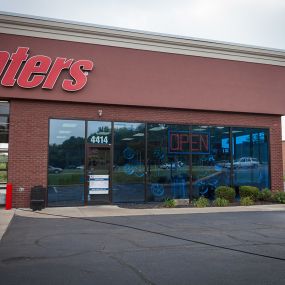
[90,136,108,144]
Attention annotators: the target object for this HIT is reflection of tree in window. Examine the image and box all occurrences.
[0,125,8,143]
[49,136,85,168]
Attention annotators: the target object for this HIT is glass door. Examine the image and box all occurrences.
[86,145,111,204]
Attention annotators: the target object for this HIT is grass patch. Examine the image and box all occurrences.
[240,197,254,206]
[213,197,230,207]
[272,192,285,204]
[193,196,210,208]
[163,198,176,208]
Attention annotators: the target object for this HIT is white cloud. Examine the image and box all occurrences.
[1,0,285,49]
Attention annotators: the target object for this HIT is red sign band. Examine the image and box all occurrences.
[0,47,94,92]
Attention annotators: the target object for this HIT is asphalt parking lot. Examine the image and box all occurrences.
[0,210,285,285]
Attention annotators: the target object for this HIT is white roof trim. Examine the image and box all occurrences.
[1,11,285,66]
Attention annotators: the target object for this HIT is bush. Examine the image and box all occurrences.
[215,186,235,202]
[239,186,259,201]
[240,197,254,206]
[163,198,176,208]
[193,197,210,208]
[213,198,229,207]
[257,188,272,201]
[272,192,285,204]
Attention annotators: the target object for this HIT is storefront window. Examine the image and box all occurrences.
[48,119,85,206]
[0,101,9,189]
[47,118,271,206]
[232,128,269,190]
[147,124,190,201]
[192,126,230,199]
[113,122,145,202]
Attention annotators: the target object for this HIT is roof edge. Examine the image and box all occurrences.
[1,11,285,66]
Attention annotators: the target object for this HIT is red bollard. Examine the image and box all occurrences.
[6,183,12,210]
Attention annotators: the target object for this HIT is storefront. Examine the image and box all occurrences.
[0,13,285,207]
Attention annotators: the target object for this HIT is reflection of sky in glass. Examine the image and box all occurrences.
[49,119,85,145]
[235,134,249,145]
[235,131,266,145]
[115,122,143,130]
[0,101,9,115]
[222,138,229,149]
[88,121,111,136]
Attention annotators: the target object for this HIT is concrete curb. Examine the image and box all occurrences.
[0,208,15,241]
[15,204,285,219]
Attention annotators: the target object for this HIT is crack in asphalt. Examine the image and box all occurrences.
[12,209,285,262]
[108,254,156,285]
[1,249,96,264]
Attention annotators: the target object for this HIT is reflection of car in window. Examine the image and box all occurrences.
[160,161,184,169]
[201,155,215,166]
[76,165,84,169]
[215,160,228,167]
[48,166,63,174]
[65,165,76,169]
[225,157,259,169]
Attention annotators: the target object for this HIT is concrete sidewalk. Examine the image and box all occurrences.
[15,203,285,219]
[1,204,284,240]
[0,208,15,241]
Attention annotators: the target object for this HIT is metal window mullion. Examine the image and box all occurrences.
[229,127,234,187]
[144,123,147,202]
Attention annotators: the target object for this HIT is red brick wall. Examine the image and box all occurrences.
[8,99,283,207]
[282,141,285,175]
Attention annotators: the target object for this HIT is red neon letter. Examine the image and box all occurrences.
[170,133,180,151]
[191,134,201,152]
[63,60,94,92]
[200,134,209,152]
[17,55,52,88]
[42,57,73,89]
[1,47,29,86]
[179,134,189,152]
[0,51,10,77]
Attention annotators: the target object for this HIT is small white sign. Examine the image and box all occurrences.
[89,175,109,194]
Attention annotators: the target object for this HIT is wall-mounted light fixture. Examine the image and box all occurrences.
[98,109,103,117]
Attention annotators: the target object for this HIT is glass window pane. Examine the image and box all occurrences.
[192,126,231,199]
[0,116,9,144]
[0,102,9,115]
[0,102,9,188]
[147,123,190,201]
[0,170,7,183]
[113,122,145,202]
[48,119,85,206]
[0,152,8,170]
[87,121,111,145]
[233,128,269,190]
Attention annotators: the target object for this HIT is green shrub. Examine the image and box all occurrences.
[239,186,259,201]
[163,198,176,208]
[257,188,272,201]
[240,197,254,206]
[213,198,229,207]
[272,192,285,204]
[215,186,235,202]
[193,197,210,208]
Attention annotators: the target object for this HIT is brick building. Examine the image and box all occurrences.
[0,12,285,207]
[282,141,285,176]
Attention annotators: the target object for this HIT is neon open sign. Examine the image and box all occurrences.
[168,130,210,154]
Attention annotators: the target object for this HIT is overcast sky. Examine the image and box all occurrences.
[1,0,285,137]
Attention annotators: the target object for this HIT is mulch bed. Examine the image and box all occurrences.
[116,201,276,209]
